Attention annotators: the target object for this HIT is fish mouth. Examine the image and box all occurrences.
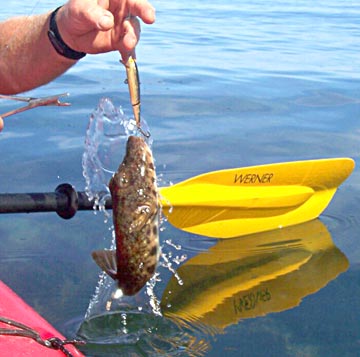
[127,135,145,148]
[126,135,149,154]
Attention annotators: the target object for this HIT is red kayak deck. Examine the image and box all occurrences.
[0,280,84,356]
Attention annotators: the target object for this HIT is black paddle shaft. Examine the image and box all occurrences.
[0,184,112,219]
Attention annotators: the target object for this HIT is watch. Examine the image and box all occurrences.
[47,6,86,60]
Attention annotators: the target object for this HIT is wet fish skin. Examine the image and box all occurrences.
[92,135,160,296]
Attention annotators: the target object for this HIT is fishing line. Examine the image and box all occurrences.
[26,0,43,15]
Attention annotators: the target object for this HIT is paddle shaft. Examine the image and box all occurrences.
[0,184,111,219]
[0,158,354,238]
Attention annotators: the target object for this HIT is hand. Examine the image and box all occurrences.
[57,0,155,61]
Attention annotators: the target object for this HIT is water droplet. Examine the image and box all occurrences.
[173,254,187,265]
[113,288,123,299]
[160,251,184,286]
[82,97,152,205]
[165,239,182,250]
[145,272,162,316]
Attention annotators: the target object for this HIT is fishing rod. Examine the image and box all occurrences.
[0,184,110,219]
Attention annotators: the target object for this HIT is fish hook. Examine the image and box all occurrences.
[121,56,151,138]
[138,125,151,138]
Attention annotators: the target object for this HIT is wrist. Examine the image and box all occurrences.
[47,6,86,60]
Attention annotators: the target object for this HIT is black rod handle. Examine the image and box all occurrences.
[0,184,112,219]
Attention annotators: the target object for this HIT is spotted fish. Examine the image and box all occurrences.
[92,135,160,296]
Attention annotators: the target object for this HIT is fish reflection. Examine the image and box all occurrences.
[161,220,349,329]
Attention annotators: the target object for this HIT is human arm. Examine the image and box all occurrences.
[0,0,155,95]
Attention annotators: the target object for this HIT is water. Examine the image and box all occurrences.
[82,97,152,207]
[1,0,360,355]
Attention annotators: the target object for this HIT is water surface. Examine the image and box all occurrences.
[1,1,360,356]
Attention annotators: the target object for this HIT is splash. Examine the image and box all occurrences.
[79,98,200,354]
[82,97,163,306]
[82,97,152,211]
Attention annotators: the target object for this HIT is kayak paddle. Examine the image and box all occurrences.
[160,157,355,238]
[0,158,354,238]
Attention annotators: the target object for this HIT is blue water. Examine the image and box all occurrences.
[1,0,360,356]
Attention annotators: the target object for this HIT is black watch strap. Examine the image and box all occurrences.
[47,6,86,60]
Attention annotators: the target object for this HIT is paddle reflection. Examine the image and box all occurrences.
[161,219,349,330]
[77,219,348,356]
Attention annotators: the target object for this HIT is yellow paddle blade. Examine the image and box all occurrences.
[160,184,314,208]
[161,220,349,330]
[159,158,355,238]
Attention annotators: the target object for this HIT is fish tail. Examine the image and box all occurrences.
[91,250,118,280]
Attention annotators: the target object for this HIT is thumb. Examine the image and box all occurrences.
[60,3,114,35]
[96,6,114,31]
[88,6,114,31]
[75,0,114,31]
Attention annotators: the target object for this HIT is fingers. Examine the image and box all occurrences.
[0,117,3,132]
[119,16,140,61]
[93,0,155,29]
[59,0,155,55]
[96,11,115,31]
[69,2,115,32]
[127,0,156,24]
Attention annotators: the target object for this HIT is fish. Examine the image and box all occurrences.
[92,135,160,296]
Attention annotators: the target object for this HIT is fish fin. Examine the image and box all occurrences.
[91,250,118,280]
[134,205,157,231]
